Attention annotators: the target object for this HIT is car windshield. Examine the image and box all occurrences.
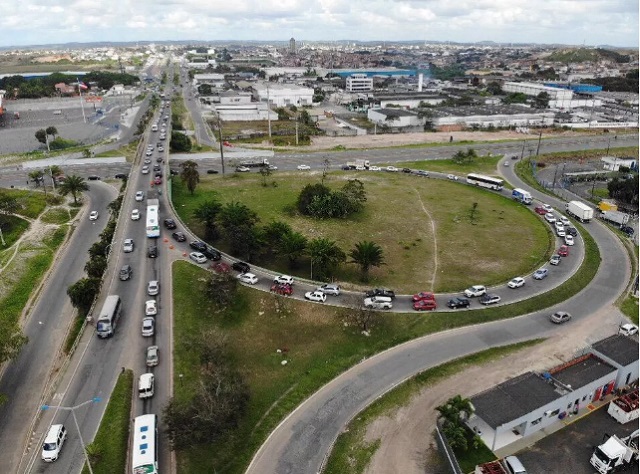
[96,322,109,332]
[43,442,57,451]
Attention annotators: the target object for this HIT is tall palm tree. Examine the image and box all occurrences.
[57,175,89,204]
[349,240,385,281]
[180,160,200,195]
[307,237,346,280]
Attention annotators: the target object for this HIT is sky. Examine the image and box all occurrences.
[0,0,638,48]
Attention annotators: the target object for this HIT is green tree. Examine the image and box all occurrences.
[262,220,293,249]
[534,91,550,109]
[308,237,346,280]
[67,277,101,315]
[170,131,192,152]
[258,166,272,187]
[180,160,200,195]
[452,148,478,165]
[278,231,308,268]
[297,183,331,215]
[349,241,385,281]
[486,81,503,95]
[57,175,89,205]
[84,255,108,279]
[45,126,58,139]
[35,129,49,151]
[28,170,45,187]
[218,201,261,259]
[193,198,223,241]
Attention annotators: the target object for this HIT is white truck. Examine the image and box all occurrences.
[345,159,370,170]
[601,210,630,227]
[512,188,532,205]
[565,200,594,223]
[607,390,639,424]
[590,430,639,474]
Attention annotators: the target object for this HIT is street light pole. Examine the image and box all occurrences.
[535,131,542,156]
[216,112,225,175]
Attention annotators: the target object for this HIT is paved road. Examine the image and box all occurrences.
[246,158,633,474]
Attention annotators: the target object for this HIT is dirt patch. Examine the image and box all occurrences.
[362,305,622,474]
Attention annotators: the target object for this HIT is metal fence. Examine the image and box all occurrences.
[435,419,464,474]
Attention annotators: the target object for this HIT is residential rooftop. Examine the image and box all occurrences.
[549,354,616,390]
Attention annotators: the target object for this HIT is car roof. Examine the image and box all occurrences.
[44,424,64,442]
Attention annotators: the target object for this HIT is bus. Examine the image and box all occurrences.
[96,295,122,338]
[146,198,160,238]
[466,173,504,191]
[132,414,158,474]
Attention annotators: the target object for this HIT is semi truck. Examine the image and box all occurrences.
[512,188,533,205]
[239,158,270,168]
[590,430,639,474]
[601,210,630,227]
[608,390,639,424]
[565,200,594,223]
[345,159,370,170]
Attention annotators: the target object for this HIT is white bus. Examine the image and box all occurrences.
[96,295,122,338]
[146,199,160,238]
[466,173,504,191]
[132,414,158,474]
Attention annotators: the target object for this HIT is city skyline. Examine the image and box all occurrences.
[0,0,638,49]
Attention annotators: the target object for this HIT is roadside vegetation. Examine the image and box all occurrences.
[94,139,140,163]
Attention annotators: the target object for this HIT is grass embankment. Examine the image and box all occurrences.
[95,140,140,162]
[172,171,550,292]
[324,340,544,474]
[82,370,134,474]
[400,154,502,176]
[40,207,75,225]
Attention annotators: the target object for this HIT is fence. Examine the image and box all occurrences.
[435,419,464,474]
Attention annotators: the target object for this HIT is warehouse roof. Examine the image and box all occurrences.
[592,335,639,367]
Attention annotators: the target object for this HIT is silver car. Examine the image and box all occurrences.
[316,284,341,296]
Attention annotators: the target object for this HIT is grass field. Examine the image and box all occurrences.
[40,207,73,225]
[172,171,551,292]
[399,154,503,177]
[95,140,140,162]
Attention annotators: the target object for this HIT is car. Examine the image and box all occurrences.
[212,262,231,273]
[402,167,412,173]
[159,134,166,141]
[560,216,570,226]
[507,277,526,289]
[158,218,175,230]
[87,175,101,181]
[558,245,569,257]
[554,221,564,231]
[621,225,635,237]
[119,265,133,281]
[305,290,327,303]
[41,424,67,462]
[271,283,293,296]
[135,191,145,201]
[549,311,572,324]
[365,288,396,299]
[146,150,152,156]
[189,241,207,252]
[267,165,278,171]
[158,146,164,152]
[355,166,366,171]
[142,317,155,337]
[145,299,157,316]
[148,245,158,258]
[142,166,150,174]
[386,166,399,172]
[237,273,259,285]
[564,235,575,246]
[207,169,219,174]
[172,231,186,242]
[123,238,134,253]
[620,323,639,336]
[363,296,393,310]
[413,299,437,311]
[131,209,140,220]
[414,170,429,177]
[114,173,127,179]
[534,206,548,215]
[503,161,510,167]
[156,156,164,163]
[544,213,557,223]
[297,164,311,171]
[154,176,162,185]
[189,252,207,264]
[154,170,163,178]
[146,345,159,367]
[447,297,470,309]
[550,255,561,265]
[147,280,159,296]
[447,174,458,180]
[412,292,436,302]
[316,284,341,296]
[369,165,382,171]
[566,226,578,236]
[533,268,549,280]
[542,204,553,212]
[479,294,501,305]
[232,261,250,273]
[203,246,222,261]
[464,285,486,297]
[274,275,294,285]
[235,166,251,172]
[144,158,152,165]
[89,211,99,221]
[556,228,566,237]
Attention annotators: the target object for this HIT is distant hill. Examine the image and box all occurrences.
[546,47,631,63]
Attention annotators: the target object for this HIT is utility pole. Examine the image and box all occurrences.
[295,114,299,146]
[520,140,526,160]
[216,112,225,175]
[266,85,272,144]
[535,131,542,156]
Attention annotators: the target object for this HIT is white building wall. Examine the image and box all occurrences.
[367,109,422,127]
[346,74,374,92]
[504,82,574,101]
[435,112,555,128]
[379,97,445,108]
[254,84,314,107]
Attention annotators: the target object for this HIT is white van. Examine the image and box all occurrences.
[41,424,67,462]
[138,373,155,399]
[503,455,527,474]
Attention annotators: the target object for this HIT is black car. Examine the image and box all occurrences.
[87,175,101,181]
[565,226,578,236]
[153,164,161,172]
[447,297,470,309]
[207,169,219,174]
[172,231,186,242]
[203,246,222,261]
[232,261,250,273]
[164,219,177,229]
[114,173,127,179]
[156,157,164,163]
[189,241,207,252]
[147,245,158,258]
[365,288,396,299]
[402,168,412,173]
[621,225,635,236]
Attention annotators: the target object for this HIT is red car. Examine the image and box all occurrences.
[270,283,293,296]
[413,300,437,311]
[412,292,436,302]
[558,245,569,257]
[534,206,548,215]
[154,176,162,185]
[210,262,231,273]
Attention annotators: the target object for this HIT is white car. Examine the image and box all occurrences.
[447,174,458,181]
[464,285,487,297]
[297,164,311,171]
[369,166,381,171]
[304,290,327,303]
[556,228,566,237]
[189,252,207,264]
[237,272,259,285]
[564,235,575,246]
[542,204,553,212]
[41,424,67,462]
[131,209,141,221]
[89,211,99,221]
[386,166,399,172]
[142,166,150,174]
[147,280,159,296]
[274,275,294,285]
[544,213,557,223]
[145,150,152,156]
[142,317,155,337]
[135,191,145,201]
[554,221,564,231]
[235,166,251,172]
[145,299,157,316]
[620,323,639,336]
[560,216,570,226]
[123,238,134,253]
[507,277,526,289]
[364,296,393,309]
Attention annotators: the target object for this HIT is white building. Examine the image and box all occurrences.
[503,81,583,108]
[367,108,423,128]
[346,74,374,92]
[601,156,637,171]
[253,83,314,107]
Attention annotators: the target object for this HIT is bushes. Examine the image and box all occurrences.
[297,179,367,218]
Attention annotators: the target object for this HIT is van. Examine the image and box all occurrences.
[41,424,67,462]
[503,455,527,474]
[138,373,155,399]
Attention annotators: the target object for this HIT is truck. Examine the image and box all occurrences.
[601,210,630,227]
[590,430,639,473]
[512,188,533,205]
[239,158,270,168]
[607,390,639,424]
[565,200,594,223]
[344,159,370,170]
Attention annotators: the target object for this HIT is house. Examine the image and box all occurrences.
[367,108,423,128]
[601,156,637,171]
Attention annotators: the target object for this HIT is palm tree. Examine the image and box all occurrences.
[307,237,346,280]
[57,175,89,204]
[180,160,200,195]
[349,240,385,281]
[279,231,307,268]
